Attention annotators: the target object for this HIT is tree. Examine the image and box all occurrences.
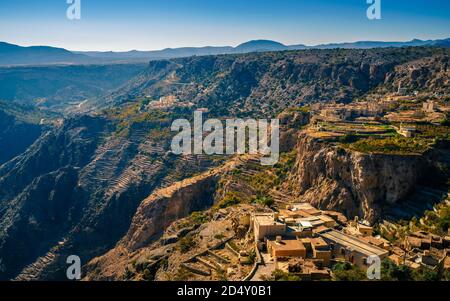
[381,259,413,281]
[412,268,440,281]
[332,262,366,281]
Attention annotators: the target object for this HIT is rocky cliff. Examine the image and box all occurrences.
[0,112,222,280]
[284,133,424,222]
[93,48,448,116]
[82,157,245,280]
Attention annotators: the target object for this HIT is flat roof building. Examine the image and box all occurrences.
[320,229,389,268]
[253,214,286,241]
[267,237,307,259]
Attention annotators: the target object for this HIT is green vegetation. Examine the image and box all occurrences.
[214,233,225,240]
[345,136,432,155]
[415,123,450,141]
[248,249,257,264]
[217,192,242,209]
[216,268,229,281]
[338,133,359,144]
[271,269,302,281]
[178,234,197,253]
[286,106,311,114]
[381,259,448,281]
[227,241,240,253]
[406,202,450,236]
[332,262,367,281]
[190,212,209,224]
[380,259,413,281]
[106,102,176,137]
[254,196,274,207]
[178,211,210,229]
[273,151,297,185]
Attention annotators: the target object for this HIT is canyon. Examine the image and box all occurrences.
[0,46,448,280]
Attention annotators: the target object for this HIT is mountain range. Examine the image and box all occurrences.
[1,38,449,66]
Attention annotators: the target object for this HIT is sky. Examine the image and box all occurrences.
[0,0,449,51]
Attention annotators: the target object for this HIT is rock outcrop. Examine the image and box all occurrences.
[119,158,242,251]
[284,133,424,222]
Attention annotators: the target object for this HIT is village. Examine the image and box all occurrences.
[250,202,450,280]
[173,84,450,281]
[307,84,449,142]
[177,201,450,281]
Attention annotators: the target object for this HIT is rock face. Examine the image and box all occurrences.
[384,55,450,94]
[0,113,220,280]
[285,133,423,222]
[121,158,242,251]
[82,158,244,280]
[124,173,219,251]
[0,109,42,165]
[97,48,446,116]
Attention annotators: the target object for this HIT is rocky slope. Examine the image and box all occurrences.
[0,63,146,111]
[0,108,42,165]
[90,47,449,117]
[377,54,450,95]
[282,132,447,223]
[83,154,264,281]
[0,112,221,280]
[123,158,243,252]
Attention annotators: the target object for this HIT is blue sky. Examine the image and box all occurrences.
[0,0,449,51]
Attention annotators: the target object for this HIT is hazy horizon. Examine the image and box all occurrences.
[2,36,450,53]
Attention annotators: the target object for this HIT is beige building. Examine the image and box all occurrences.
[320,229,389,268]
[267,237,307,259]
[253,214,286,241]
[346,217,374,237]
[423,100,437,113]
[310,237,332,266]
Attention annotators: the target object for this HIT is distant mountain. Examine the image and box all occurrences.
[0,63,147,111]
[304,38,450,49]
[76,38,450,61]
[0,42,93,66]
[233,40,288,53]
[77,46,234,61]
[1,38,449,66]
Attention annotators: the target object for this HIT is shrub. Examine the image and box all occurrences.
[254,196,274,207]
[412,268,440,281]
[339,133,359,143]
[272,269,301,281]
[190,212,208,224]
[332,262,366,281]
[381,259,413,281]
[179,235,196,253]
[347,136,431,155]
[218,193,242,208]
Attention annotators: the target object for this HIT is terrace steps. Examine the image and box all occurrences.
[182,262,211,276]
[13,239,68,281]
[384,186,448,222]
[269,189,295,203]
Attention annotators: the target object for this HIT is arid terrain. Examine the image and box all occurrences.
[0,46,449,281]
